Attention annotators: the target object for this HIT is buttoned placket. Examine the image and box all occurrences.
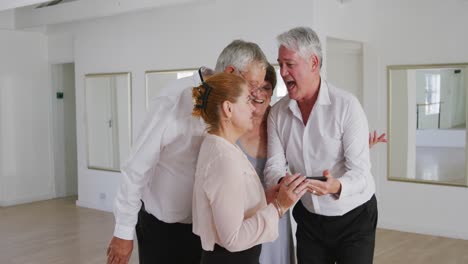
[290,101,321,214]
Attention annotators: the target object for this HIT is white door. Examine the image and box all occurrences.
[326,37,364,103]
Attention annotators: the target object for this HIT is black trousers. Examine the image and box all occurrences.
[135,205,201,264]
[293,195,378,264]
[201,244,262,264]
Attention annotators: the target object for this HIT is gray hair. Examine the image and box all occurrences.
[214,39,268,73]
[277,27,323,69]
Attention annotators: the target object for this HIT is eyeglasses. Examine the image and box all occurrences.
[238,70,263,91]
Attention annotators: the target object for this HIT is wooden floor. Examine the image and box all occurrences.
[1,197,467,264]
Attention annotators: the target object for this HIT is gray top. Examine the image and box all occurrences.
[236,140,267,189]
[236,140,295,264]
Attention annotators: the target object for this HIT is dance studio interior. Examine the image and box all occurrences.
[1,0,467,263]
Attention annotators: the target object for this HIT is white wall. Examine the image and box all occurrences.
[0,29,53,206]
[0,10,14,29]
[377,0,468,239]
[48,33,74,64]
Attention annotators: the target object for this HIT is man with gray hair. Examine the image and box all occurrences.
[106,39,268,264]
[265,26,377,263]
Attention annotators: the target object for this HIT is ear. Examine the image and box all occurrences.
[222,101,233,118]
[310,55,320,72]
[224,65,236,74]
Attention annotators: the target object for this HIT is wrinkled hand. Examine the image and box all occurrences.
[106,236,133,264]
[276,173,308,213]
[306,170,341,196]
[369,130,387,149]
[265,184,281,204]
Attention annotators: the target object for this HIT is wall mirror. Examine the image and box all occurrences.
[388,64,468,186]
[85,72,132,172]
[145,68,197,109]
[145,66,289,109]
[271,64,288,104]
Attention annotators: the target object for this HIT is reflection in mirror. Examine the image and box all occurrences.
[145,69,197,109]
[85,73,132,171]
[271,65,288,104]
[145,66,288,107]
[388,64,468,186]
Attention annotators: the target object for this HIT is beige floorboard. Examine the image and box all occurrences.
[1,197,467,264]
[0,197,138,264]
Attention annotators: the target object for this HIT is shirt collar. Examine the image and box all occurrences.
[287,78,331,113]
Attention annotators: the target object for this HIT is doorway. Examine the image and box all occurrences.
[51,63,77,198]
[326,37,364,103]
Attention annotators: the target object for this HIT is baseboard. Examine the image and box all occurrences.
[76,199,113,212]
[0,193,55,207]
[378,220,468,240]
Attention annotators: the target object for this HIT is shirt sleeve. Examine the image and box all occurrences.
[337,97,372,198]
[113,95,177,240]
[264,110,287,188]
[203,156,279,252]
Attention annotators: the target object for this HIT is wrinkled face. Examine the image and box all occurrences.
[277,45,316,101]
[236,62,271,116]
[231,84,256,133]
[237,62,266,93]
[250,80,273,117]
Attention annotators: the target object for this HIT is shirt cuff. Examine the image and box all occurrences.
[266,175,283,188]
[337,177,352,199]
[113,224,136,240]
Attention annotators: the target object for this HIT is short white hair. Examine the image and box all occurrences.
[277,27,323,68]
[215,40,268,73]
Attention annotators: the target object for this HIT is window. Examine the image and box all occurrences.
[424,73,441,115]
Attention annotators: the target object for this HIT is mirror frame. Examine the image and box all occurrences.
[84,72,132,172]
[387,63,468,187]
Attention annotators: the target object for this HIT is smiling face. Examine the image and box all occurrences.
[232,61,270,117]
[277,45,320,102]
[250,80,273,117]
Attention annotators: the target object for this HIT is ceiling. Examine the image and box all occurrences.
[0,0,50,12]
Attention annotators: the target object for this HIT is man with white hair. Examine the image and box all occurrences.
[265,27,378,264]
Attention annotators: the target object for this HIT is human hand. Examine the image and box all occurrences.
[276,173,308,215]
[369,130,387,148]
[106,236,133,264]
[306,170,341,196]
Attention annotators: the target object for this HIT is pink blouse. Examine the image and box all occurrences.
[192,134,279,252]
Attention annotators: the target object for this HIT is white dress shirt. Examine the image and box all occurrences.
[265,80,375,216]
[113,73,205,240]
[193,134,279,252]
